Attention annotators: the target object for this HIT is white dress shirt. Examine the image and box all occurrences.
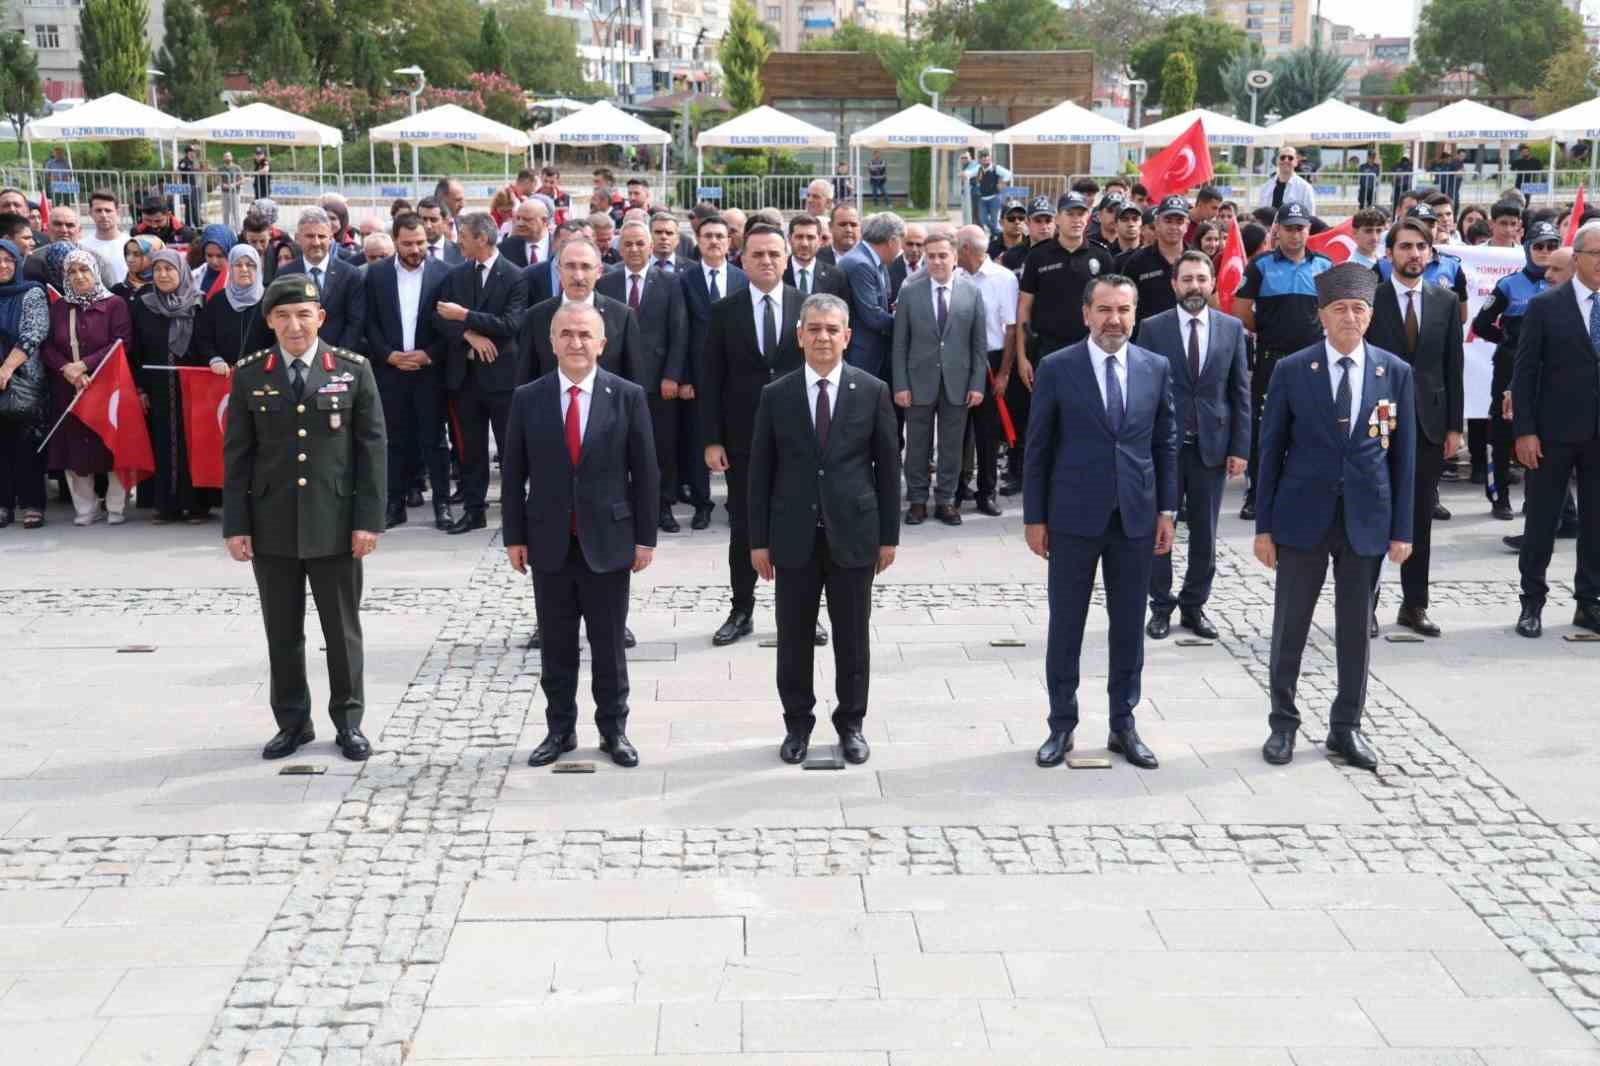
[303,253,331,290]
[474,252,498,283]
[749,284,783,354]
[558,366,597,440]
[1391,273,1424,322]
[791,258,816,295]
[624,269,648,306]
[1178,306,1210,375]
[395,259,425,351]
[701,260,728,299]
[968,258,1018,352]
[1324,340,1365,430]
[560,289,596,309]
[928,276,955,331]
[803,361,843,429]
[1574,273,1597,326]
[1087,337,1129,414]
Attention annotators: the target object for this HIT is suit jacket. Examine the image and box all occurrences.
[1133,307,1251,467]
[435,254,530,393]
[890,274,988,407]
[362,256,450,392]
[680,260,748,387]
[1255,342,1418,557]
[783,258,849,299]
[596,265,687,387]
[816,246,838,266]
[1365,278,1464,445]
[1023,340,1178,539]
[521,259,561,306]
[837,242,897,380]
[277,255,367,353]
[498,233,549,270]
[888,255,910,306]
[748,364,901,569]
[501,368,659,574]
[1512,282,1600,443]
[701,284,805,454]
[518,293,641,386]
[427,240,464,266]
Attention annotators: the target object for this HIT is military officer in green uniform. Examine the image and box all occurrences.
[224,275,388,761]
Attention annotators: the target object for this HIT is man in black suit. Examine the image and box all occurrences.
[1511,220,1600,638]
[598,219,689,532]
[517,238,641,385]
[497,197,551,270]
[435,212,529,534]
[887,222,927,307]
[816,202,860,267]
[504,302,659,768]
[277,206,367,352]
[523,219,584,307]
[417,197,463,265]
[1366,217,1465,637]
[649,213,693,274]
[783,212,849,298]
[365,211,453,531]
[749,291,901,766]
[679,214,748,528]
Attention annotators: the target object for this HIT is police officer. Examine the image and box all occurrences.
[999,195,1054,278]
[989,197,1028,260]
[1109,201,1144,261]
[1234,201,1334,519]
[1118,194,1190,322]
[1089,195,1123,249]
[224,275,388,762]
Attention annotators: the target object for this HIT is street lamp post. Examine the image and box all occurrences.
[919,66,955,218]
[147,67,165,167]
[394,65,426,193]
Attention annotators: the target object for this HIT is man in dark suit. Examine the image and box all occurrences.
[816,202,860,267]
[434,212,529,534]
[364,211,453,531]
[503,302,659,769]
[1366,217,1465,637]
[749,292,901,766]
[517,238,641,385]
[417,197,463,265]
[837,212,903,380]
[1025,274,1177,771]
[1511,220,1600,638]
[522,219,584,307]
[679,214,748,527]
[887,222,927,307]
[497,197,551,270]
[1256,264,1416,771]
[648,213,693,274]
[277,206,367,352]
[783,213,849,298]
[598,218,688,532]
[1135,251,1250,641]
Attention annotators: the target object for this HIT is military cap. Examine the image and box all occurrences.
[1157,195,1191,218]
[1028,196,1054,218]
[263,274,322,315]
[1276,202,1313,226]
[1315,261,1380,308]
[1056,192,1090,213]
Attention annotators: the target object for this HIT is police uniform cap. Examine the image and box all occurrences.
[1095,195,1125,214]
[1142,207,1158,227]
[1276,202,1312,226]
[1003,198,1027,217]
[1028,196,1054,218]
[1315,261,1380,308]
[1405,203,1438,223]
[263,274,322,315]
[1527,220,1561,246]
[1117,201,1144,219]
[1157,195,1190,218]
[1056,192,1090,213]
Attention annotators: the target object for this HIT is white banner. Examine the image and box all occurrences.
[1449,243,1525,420]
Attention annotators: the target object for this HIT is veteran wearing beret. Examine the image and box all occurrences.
[1253,262,1416,773]
[224,274,388,762]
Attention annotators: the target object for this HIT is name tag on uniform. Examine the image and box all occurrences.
[329,413,342,429]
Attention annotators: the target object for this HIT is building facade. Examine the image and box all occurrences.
[767,0,927,51]
[650,0,728,94]
[544,0,658,103]
[6,0,166,103]
[1206,0,1315,58]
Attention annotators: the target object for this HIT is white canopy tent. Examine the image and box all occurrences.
[1531,97,1600,192]
[1398,99,1538,198]
[368,103,532,193]
[25,92,187,192]
[181,102,345,189]
[848,103,992,212]
[1135,108,1279,149]
[1267,99,1404,145]
[994,101,1138,146]
[694,105,837,188]
[531,100,671,196]
[529,98,590,113]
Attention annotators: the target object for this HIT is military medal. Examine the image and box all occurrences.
[1369,425,1379,438]
[329,413,342,429]
[1371,399,1396,450]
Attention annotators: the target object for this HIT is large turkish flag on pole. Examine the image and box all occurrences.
[1307,217,1358,264]
[71,342,155,488]
[179,368,231,489]
[1139,118,1214,202]
[1217,220,1247,316]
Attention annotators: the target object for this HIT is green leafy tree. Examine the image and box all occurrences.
[1270,45,1352,116]
[1415,0,1582,92]
[500,1,588,94]
[1159,51,1197,117]
[916,0,1085,50]
[201,0,394,84]
[0,32,44,149]
[1221,41,1272,121]
[477,8,509,74]
[156,0,224,119]
[1066,0,1192,77]
[1130,15,1249,109]
[390,0,478,88]
[79,0,151,99]
[255,2,313,83]
[1534,46,1599,116]
[347,33,386,98]
[719,0,771,115]
[802,22,961,108]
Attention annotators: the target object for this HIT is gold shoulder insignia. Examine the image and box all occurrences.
[334,348,367,365]
[236,349,268,368]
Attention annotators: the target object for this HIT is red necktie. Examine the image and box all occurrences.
[628,274,641,310]
[528,244,538,266]
[566,385,582,533]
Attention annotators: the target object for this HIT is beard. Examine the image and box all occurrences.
[1179,292,1208,313]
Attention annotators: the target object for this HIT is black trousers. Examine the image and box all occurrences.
[647,392,680,508]
[1467,417,1487,473]
[1247,350,1287,490]
[1396,434,1446,610]
[450,378,511,515]
[676,393,711,505]
[531,537,632,737]
[1520,438,1600,608]
[380,375,448,506]
[1151,442,1226,612]
[776,527,874,737]
[723,449,758,613]
[0,418,45,512]
[1268,503,1382,733]
[969,349,1006,497]
[1007,333,1062,483]
[251,552,365,733]
[1489,349,1516,507]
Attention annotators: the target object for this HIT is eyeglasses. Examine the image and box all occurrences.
[1278,156,1296,162]
[1530,242,1558,252]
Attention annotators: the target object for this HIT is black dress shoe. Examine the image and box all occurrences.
[998,479,1022,497]
[712,610,753,646]
[434,504,454,531]
[446,510,487,535]
[839,731,870,764]
[1433,501,1452,521]
[1262,729,1296,765]
[1516,598,1543,638]
[447,487,465,505]
[1395,605,1441,637]
[1574,603,1600,634]
[1109,728,1158,769]
[779,733,809,764]
[624,627,637,648]
[1503,533,1525,552]
[599,733,639,767]
[659,506,681,533]
[814,624,828,646]
[1035,729,1074,767]
[905,503,927,525]
[405,488,424,508]
[336,728,371,761]
[1146,610,1172,640]
[975,495,1002,517]
[1326,728,1378,771]
[1239,500,1256,520]
[1179,609,1218,640]
[524,626,541,650]
[1491,500,1515,520]
[262,724,314,760]
[0,508,11,528]
[934,504,962,526]
[384,504,407,530]
[528,732,577,766]
[691,503,714,530]
[1559,521,1580,539]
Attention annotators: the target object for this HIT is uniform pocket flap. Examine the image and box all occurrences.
[611,500,632,520]
[314,394,347,411]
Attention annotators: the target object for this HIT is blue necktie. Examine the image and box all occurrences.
[708,269,720,302]
[1105,355,1124,435]
[1588,292,1600,351]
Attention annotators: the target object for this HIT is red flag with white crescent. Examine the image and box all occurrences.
[70,342,155,488]
[1307,216,1357,264]
[1565,185,1586,247]
[1217,220,1247,316]
[1138,119,1215,202]
[179,368,231,489]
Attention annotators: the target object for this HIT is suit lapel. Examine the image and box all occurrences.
[580,374,612,465]
[1356,350,1385,448]
[1072,349,1112,436]
[1308,354,1341,442]
[822,365,851,459]
[301,340,332,396]
[1562,283,1599,358]
[1201,312,1225,386]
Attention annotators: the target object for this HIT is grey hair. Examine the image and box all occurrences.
[295,206,331,231]
[799,292,850,326]
[516,197,549,218]
[1575,221,1600,253]
[955,224,989,256]
[805,178,833,199]
[550,298,605,335]
[363,232,394,253]
[619,219,650,238]
[456,211,499,246]
[861,211,906,246]
[527,193,555,216]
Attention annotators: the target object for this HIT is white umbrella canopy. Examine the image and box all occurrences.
[697,105,835,149]
[848,103,991,149]
[1135,107,1279,148]
[995,100,1137,145]
[181,102,343,148]
[1267,99,1404,145]
[530,100,671,146]
[530,98,590,113]
[369,103,531,153]
[1397,99,1533,143]
[27,92,185,142]
[1531,97,1600,141]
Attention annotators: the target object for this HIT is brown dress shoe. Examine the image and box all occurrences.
[905,503,928,525]
[934,504,962,526]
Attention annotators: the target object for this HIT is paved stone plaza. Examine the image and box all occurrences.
[2,470,1599,1065]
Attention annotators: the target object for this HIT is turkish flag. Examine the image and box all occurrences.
[204,269,227,303]
[179,368,231,489]
[1139,119,1214,202]
[1217,220,1247,316]
[1565,185,1586,247]
[1307,217,1358,264]
[72,342,154,488]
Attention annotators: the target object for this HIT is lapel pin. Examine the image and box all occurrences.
[1375,366,1385,377]
[848,381,857,390]
[604,386,613,394]
[1310,361,1319,370]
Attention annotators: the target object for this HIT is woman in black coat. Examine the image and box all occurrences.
[194,244,271,368]
[130,248,206,523]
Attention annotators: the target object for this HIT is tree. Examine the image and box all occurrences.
[916,0,1085,50]
[255,2,313,83]
[1130,15,1249,109]
[0,32,43,149]
[1535,45,1599,116]
[719,0,771,115]
[1221,41,1272,121]
[477,8,509,74]
[1270,45,1352,116]
[1066,0,1192,77]
[79,0,151,99]
[499,2,588,95]
[1415,0,1582,92]
[347,33,386,98]
[1159,51,1197,117]
[156,0,224,119]
[201,0,394,85]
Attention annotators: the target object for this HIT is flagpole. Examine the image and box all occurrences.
[35,340,126,454]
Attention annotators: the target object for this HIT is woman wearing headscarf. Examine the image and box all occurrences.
[0,238,49,528]
[266,235,298,283]
[130,247,206,523]
[193,223,235,296]
[194,244,271,371]
[41,249,134,525]
[114,235,163,305]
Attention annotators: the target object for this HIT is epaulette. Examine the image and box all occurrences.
[236,349,270,368]
[332,348,366,365]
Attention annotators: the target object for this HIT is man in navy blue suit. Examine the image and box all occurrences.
[1255,263,1416,771]
[678,214,747,527]
[1025,274,1177,770]
[836,211,904,381]
[276,206,367,352]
